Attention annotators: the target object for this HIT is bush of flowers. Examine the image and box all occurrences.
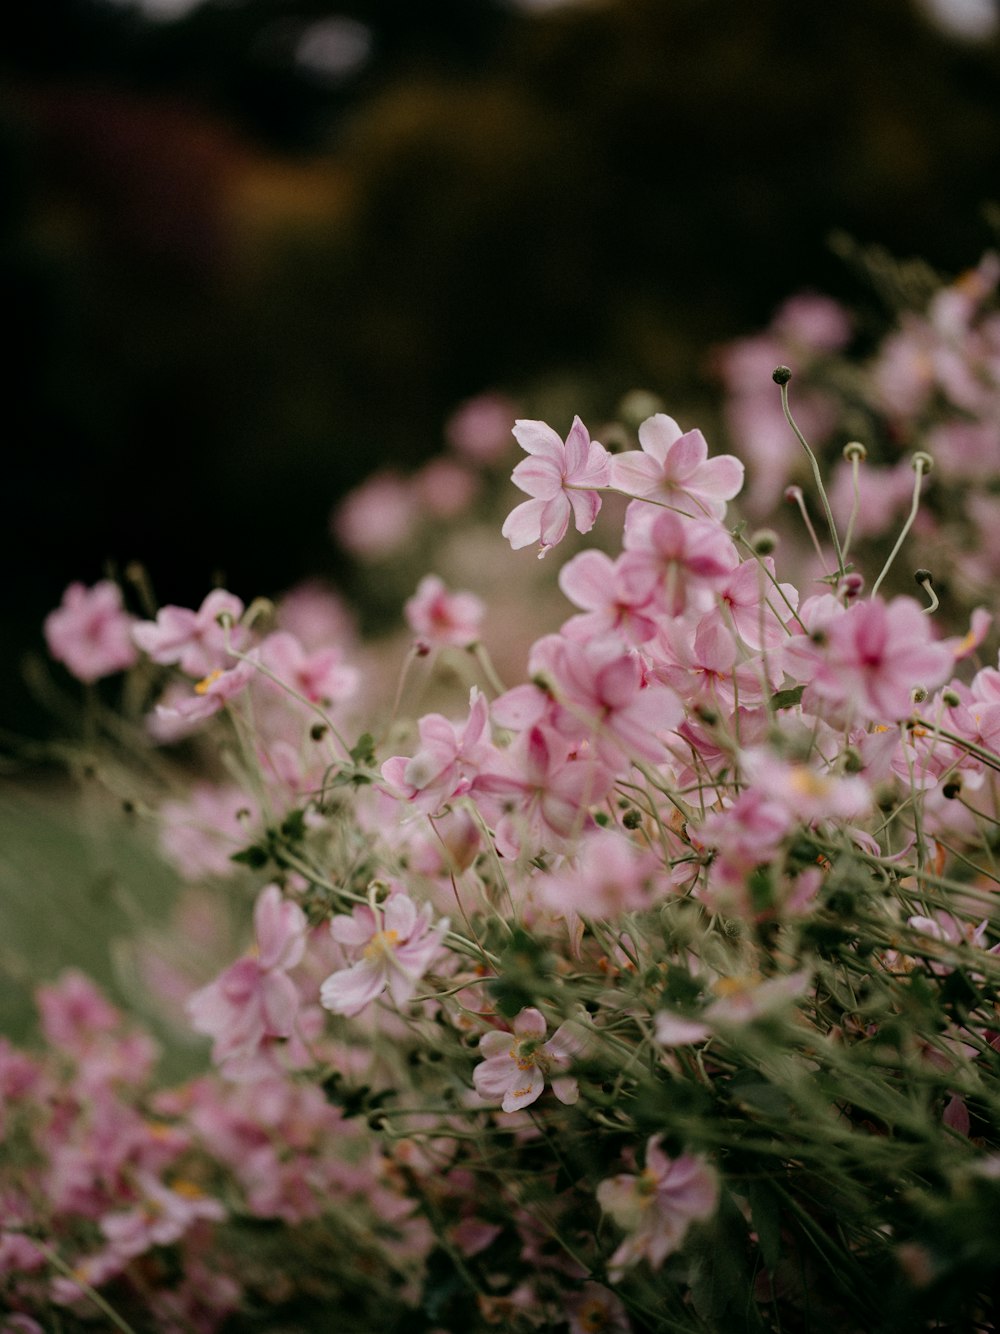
[7,254,1000,1333]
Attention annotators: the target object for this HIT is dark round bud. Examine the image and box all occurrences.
[601,1081,616,1095]
[942,780,962,800]
[367,1112,387,1132]
[622,809,643,830]
[751,528,778,555]
[310,723,328,742]
[772,365,793,385]
[942,689,962,708]
[914,569,933,586]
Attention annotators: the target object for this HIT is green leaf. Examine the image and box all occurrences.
[771,684,805,711]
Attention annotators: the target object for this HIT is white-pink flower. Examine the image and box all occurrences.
[502,416,611,556]
[472,1007,583,1113]
[319,892,449,1017]
[610,414,744,519]
[597,1138,719,1279]
[44,581,138,683]
[404,575,485,649]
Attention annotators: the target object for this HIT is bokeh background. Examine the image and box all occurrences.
[4,0,1000,736]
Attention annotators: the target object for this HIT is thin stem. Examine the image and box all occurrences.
[780,381,846,578]
[871,456,931,598]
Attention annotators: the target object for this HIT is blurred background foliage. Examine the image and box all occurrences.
[3,0,1000,735]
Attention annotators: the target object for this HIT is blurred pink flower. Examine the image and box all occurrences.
[332,470,416,559]
[597,1138,718,1279]
[413,457,480,518]
[445,391,517,464]
[187,885,308,1079]
[44,581,138,683]
[259,630,358,706]
[404,575,485,648]
[158,784,258,881]
[132,589,244,678]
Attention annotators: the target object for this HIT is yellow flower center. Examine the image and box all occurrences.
[363,928,400,961]
[194,669,224,695]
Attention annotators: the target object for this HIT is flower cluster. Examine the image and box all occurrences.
[18,259,1000,1332]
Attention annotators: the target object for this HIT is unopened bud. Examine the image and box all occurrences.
[839,572,865,601]
[942,689,962,708]
[784,485,804,504]
[843,441,867,463]
[772,365,793,385]
[942,780,962,800]
[914,568,933,586]
[751,528,778,555]
[911,451,934,475]
[911,685,928,704]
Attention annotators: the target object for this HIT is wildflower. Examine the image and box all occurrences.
[186,885,308,1079]
[132,588,245,678]
[259,630,358,706]
[596,1138,718,1279]
[154,657,256,728]
[404,574,485,648]
[610,414,743,519]
[319,891,449,1017]
[502,416,610,556]
[44,581,138,683]
[472,1006,582,1112]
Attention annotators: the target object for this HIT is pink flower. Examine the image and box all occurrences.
[445,391,517,464]
[259,630,358,706]
[596,1138,718,1279]
[786,596,954,724]
[132,589,245,678]
[154,657,256,729]
[404,575,485,649]
[44,581,138,683]
[186,885,307,1079]
[621,508,738,619]
[610,414,743,519]
[331,470,416,559]
[100,1171,225,1260]
[380,687,494,815]
[502,416,611,556]
[319,892,449,1017]
[472,1007,583,1112]
[158,784,258,881]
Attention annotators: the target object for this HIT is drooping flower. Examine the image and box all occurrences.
[472,1006,583,1113]
[502,416,610,556]
[596,1138,718,1279]
[319,891,449,1017]
[44,581,138,683]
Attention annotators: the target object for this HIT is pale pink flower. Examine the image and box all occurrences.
[132,588,245,678]
[655,970,813,1047]
[413,457,479,517]
[276,580,356,651]
[331,470,417,559]
[533,828,657,920]
[186,885,308,1079]
[380,687,494,815]
[558,549,659,645]
[154,656,256,729]
[404,575,485,648]
[474,724,614,858]
[44,581,138,683]
[502,416,611,556]
[259,630,358,706]
[158,784,258,881]
[319,892,449,1016]
[100,1170,225,1259]
[597,1139,718,1279]
[472,1007,583,1112]
[610,414,743,519]
[445,391,517,464]
[621,508,738,619]
[785,596,954,724]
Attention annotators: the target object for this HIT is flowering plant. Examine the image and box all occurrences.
[10,256,1000,1332]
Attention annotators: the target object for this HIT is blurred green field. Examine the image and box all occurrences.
[0,776,208,1079]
